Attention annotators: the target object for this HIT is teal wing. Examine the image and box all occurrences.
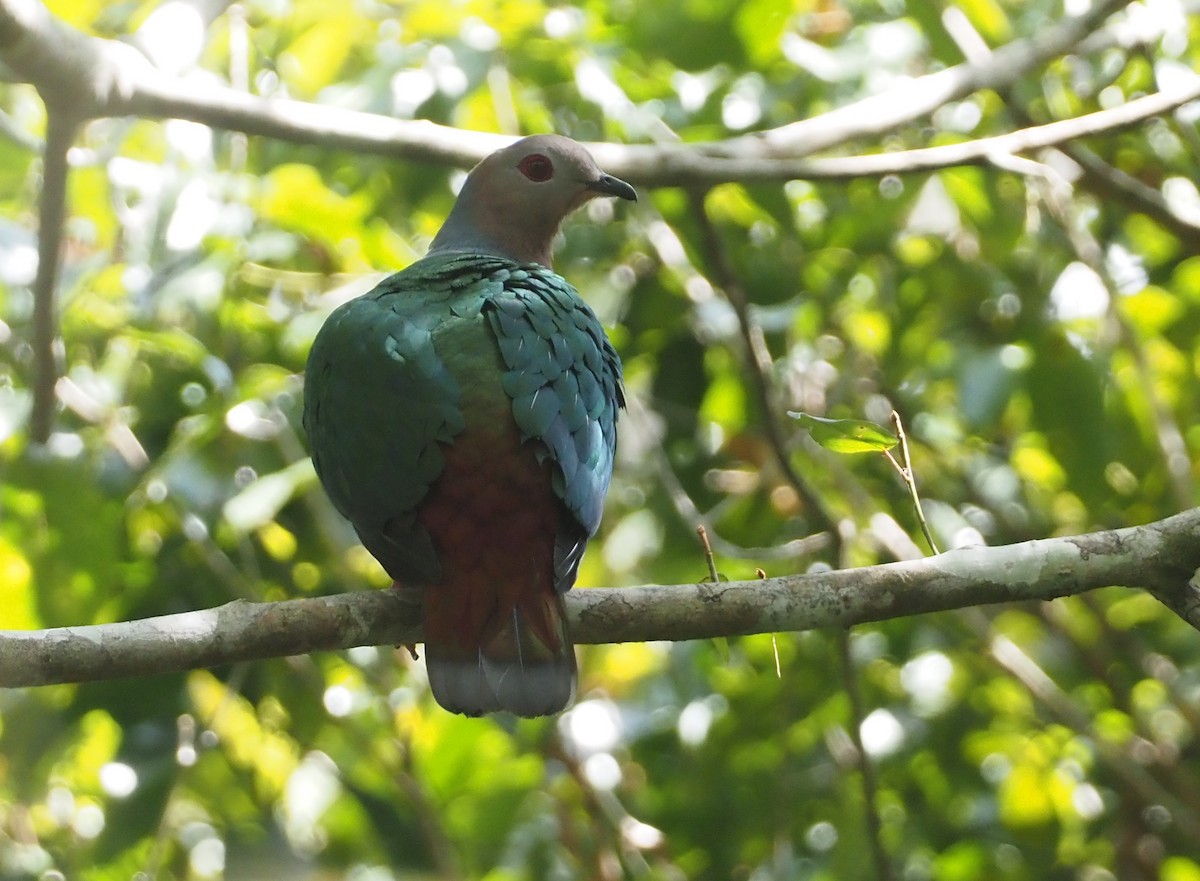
[482,262,625,590]
[302,258,487,583]
[304,254,621,591]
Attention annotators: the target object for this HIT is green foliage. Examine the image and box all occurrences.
[2,0,1200,878]
[789,412,898,453]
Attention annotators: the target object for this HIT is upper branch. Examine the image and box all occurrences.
[3,508,1199,688]
[710,0,1133,158]
[0,0,1161,185]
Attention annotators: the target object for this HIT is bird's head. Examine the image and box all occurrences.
[429,134,637,268]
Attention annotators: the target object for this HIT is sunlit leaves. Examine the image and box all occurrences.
[279,12,365,98]
[0,535,37,629]
[699,352,748,434]
[189,671,300,800]
[841,306,891,356]
[1119,285,1185,336]
[957,0,1013,44]
[1124,213,1181,267]
[259,164,373,263]
[1163,857,1200,881]
[732,0,793,67]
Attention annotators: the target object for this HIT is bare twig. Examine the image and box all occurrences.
[759,568,783,679]
[697,526,721,583]
[881,412,940,556]
[687,189,837,534]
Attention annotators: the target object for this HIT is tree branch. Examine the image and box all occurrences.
[940,6,1200,260]
[3,508,1199,688]
[688,188,838,532]
[0,0,1176,187]
[28,111,75,442]
[1067,142,1200,249]
[711,0,1132,158]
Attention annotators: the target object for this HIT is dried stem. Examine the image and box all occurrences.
[881,412,940,556]
[697,526,721,583]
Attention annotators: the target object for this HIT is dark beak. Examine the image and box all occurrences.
[589,173,638,202]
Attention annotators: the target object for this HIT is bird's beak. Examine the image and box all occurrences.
[589,173,638,202]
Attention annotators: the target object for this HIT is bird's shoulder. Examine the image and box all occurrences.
[362,252,575,315]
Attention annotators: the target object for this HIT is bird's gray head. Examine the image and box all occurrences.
[428,134,637,268]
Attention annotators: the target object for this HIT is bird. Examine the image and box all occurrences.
[303,135,636,717]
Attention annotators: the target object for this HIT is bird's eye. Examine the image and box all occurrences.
[518,153,554,182]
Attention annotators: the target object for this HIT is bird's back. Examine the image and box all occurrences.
[303,253,622,716]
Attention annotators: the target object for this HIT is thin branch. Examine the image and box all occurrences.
[687,188,838,534]
[948,11,1197,513]
[2,509,1199,688]
[28,112,76,443]
[0,0,1181,187]
[766,84,1200,182]
[941,8,1200,263]
[652,432,830,561]
[713,0,1132,159]
[881,411,940,556]
[836,633,897,881]
[394,742,466,880]
[1036,600,1200,814]
[630,396,829,561]
[1068,142,1200,251]
[963,608,1200,842]
[996,150,1196,510]
[690,185,894,878]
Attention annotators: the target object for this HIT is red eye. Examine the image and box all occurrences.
[518,153,554,182]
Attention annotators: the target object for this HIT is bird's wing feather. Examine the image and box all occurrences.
[303,256,497,583]
[305,254,622,593]
[483,262,624,591]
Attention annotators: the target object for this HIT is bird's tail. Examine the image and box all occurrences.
[423,582,576,717]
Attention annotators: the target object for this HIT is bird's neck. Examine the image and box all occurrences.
[428,224,555,268]
[427,178,559,267]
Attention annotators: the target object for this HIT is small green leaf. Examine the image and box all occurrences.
[788,412,898,454]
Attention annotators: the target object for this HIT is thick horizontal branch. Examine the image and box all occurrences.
[3,508,1199,688]
[0,0,1161,185]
